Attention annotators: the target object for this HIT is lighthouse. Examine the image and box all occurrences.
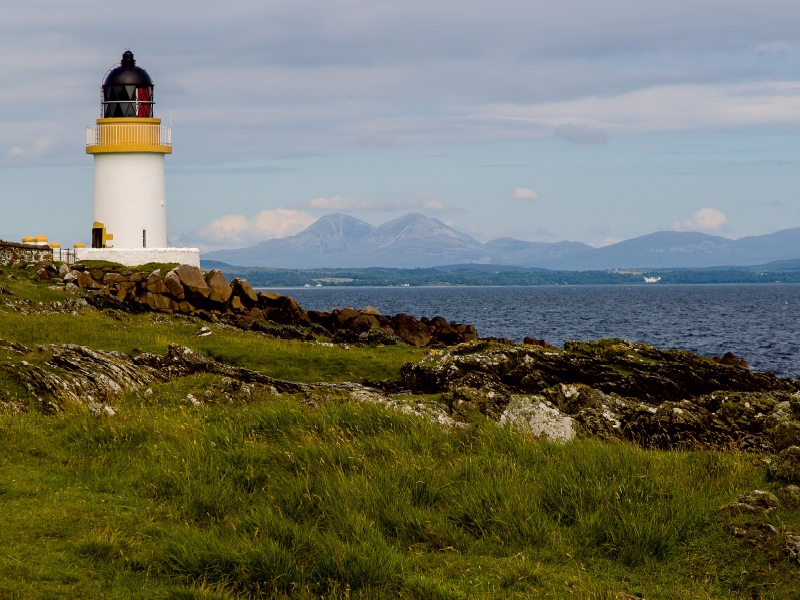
[82,51,199,267]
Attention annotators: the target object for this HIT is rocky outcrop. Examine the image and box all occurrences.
[398,339,800,450]
[12,343,324,410]
[53,263,479,347]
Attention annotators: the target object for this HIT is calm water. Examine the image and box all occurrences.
[260,284,800,379]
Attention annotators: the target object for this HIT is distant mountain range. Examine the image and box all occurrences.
[203,213,800,270]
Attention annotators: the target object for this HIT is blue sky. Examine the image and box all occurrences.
[2,0,800,250]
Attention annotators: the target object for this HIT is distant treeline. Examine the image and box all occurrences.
[207,264,800,287]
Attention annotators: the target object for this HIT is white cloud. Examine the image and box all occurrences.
[484,82,800,136]
[290,193,461,213]
[598,237,622,247]
[671,207,729,232]
[554,123,610,144]
[307,196,360,210]
[196,208,315,246]
[509,188,539,201]
[7,137,55,162]
[299,196,413,211]
[419,194,462,212]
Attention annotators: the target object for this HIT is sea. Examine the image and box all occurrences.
[257,284,800,379]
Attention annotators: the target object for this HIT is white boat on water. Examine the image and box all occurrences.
[643,276,661,283]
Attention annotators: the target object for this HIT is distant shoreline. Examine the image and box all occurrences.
[206,263,800,288]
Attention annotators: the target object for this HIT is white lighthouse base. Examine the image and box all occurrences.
[74,247,200,268]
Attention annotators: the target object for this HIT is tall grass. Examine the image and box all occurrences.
[0,381,793,599]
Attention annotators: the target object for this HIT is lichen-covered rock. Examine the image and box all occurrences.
[725,490,780,514]
[784,484,800,508]
[770,446,800,483]
[362,326,404,346]
[500,396,576,443]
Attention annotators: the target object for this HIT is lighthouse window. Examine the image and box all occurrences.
[143,230,147,248]
[136,87,152,118]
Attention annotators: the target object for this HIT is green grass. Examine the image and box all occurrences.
[0,390,797,599]
[0,268,424,384]
[0,265,798,598]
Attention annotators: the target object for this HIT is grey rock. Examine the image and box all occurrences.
[500,396,576,443]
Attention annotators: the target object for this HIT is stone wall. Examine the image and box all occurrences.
[0,241,53,266]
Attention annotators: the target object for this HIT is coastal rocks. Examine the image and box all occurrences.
[58,263,480,347]
[399,340,799,449]
[175,265,209,301]
[205,270,232,303]
[770,446,800,483]
[499,396,576,443]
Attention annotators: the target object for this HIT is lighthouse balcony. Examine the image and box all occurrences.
[86,118,171,154]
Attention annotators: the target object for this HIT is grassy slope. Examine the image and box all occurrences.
[0,266,798,599]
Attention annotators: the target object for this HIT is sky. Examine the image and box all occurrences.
[2,0,800,251]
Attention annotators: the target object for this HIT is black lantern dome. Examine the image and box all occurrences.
[102,51,155,118]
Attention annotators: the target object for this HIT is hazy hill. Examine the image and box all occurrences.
[541,229,800,270]
[337,213,489,268]
[483,237,593,267]
[204,214,800,270]
[205,213,374,268]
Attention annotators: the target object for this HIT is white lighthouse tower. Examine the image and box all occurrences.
[81,51,199,267]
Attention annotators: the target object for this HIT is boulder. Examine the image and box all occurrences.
[771,446,800,483]
[725,490,780,514]
[337,307,362,325]
[77,271,103,290]
[205,270,232,303]
[456,324,479,342]
[175,265,210,300]
[257,291,282,306]
[713,352,749,368]
[362,326,403,346]
[63,272,77,284]
[361,305,381,315]
[230,296,244,311]
[500,396,576,443]
[35,263,58,282]
[145,272,169,294]
[260,294,310,326]
[230,278,258,307]
[350,313,380,334]
[164,270,185,300]
[391,313,432,347]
